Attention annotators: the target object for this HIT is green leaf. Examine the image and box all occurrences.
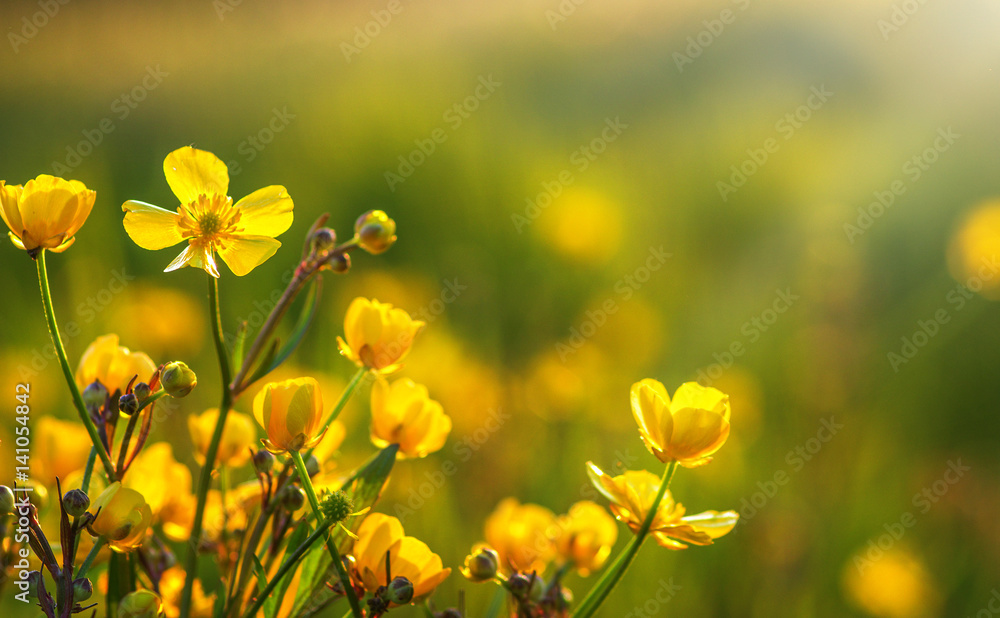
[264,520,313,618]
[251,553,269,595]
[267,277,322,374]
[291,444,399,616]
[232,320,249,370]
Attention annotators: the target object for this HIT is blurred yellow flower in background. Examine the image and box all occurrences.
[121,146,294,277]
[536,187,623,265]
[31,417,93,486]
[0,174,95,255]
[159,565,215,618]
[842,547,940,618]
[123,443,193,537]
[631,379,731,468]
[75,333,157,395]
[587,463,738,549]
[554,500,619,576]
[87,481,153,552]
[337,297,425,374]
[484,498,558,574]
[189,408,257,467]
[370,378,451,458]
[353,513,451,602]
[947,198,1000,299]
[109,285,205,357]
[253,377,326,453]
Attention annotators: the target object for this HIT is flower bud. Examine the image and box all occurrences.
[326,252,350,274]
[309,227,337,254]
[508,573,545,601]
[161,361,197,398]
[354,210,396,255]
[305,454,320,477]
[117,590,163,618]
[0,485,14,515]
[63,489,91,517]
[252,449,275,474]
[133,382,151,401]
[282,485,306,512]
[436,610,462,618]
[461,545,500,582]
[320,490,354,524]
[82,380,108,410]
[119,393,139,416]
[386,576,414,605]
[27,571,42,599]
[73,577,94,602]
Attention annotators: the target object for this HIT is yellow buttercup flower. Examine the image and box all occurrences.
[0,174,95,256]
[188,408,257,467]
[370,378,451,458]
[587,463,738,549]
[630,379,731,468]
[842,547,940,618]
[554,501,618,576]
[75,334,157,396]
[252,377,326,453]
[947,198,1000,299]
[484,498,558,574]
[123,443,192,540]
[337,298,425,374]
[352,513,451,602]
[121,146,293,277]
[87,482,153,553]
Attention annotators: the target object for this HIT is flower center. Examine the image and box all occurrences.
[178,194,242,244]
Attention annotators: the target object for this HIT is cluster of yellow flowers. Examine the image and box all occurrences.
[1,145,740,618]
[455,379,739,616]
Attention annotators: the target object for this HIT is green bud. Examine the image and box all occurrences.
[320,490,354,524]
[27,571,42,599]
[305,454,320,477]
[326,252,350,274]
[462,545,499,582]
[117,590,163,618]
[133,382,151,401]
[354,210,396,255]
[309,227,337,254]
[82,381,108,410]
[73,577,94,602]
[0,485,14,515]
[252,449,275,474]
[386,576,414,605]
[62,489,90,518]
[282,486,306,512]
[161,361,197,398]
[118,393,139,416]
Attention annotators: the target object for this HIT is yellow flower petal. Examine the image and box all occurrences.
[217,235,281,277]
[163,146,229,204]
[233,185,294,238]
[122,200,183,250]
[667,407,730,463]
[165,242,220,278]
[0,181,24,236]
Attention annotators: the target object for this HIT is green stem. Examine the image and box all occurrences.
[306,367,368,459]
[115,412,141,479]
[573,461,678,618]
[226,495,282,618]
[239,518,334,618]
[179,275,235,618]
[81,448,96,495]
[290,450,363,618]
[36,250,116,479]
[76,537,106,580]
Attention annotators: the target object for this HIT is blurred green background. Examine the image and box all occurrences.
[2,0,1000,616]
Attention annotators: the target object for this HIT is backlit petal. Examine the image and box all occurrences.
[233,185,293,238]
[217,235,281,276]
[165,242,220,278]
[668,407,730,462]
[122,201,183,250]
[163,147,229,203]
[0,181,24,238]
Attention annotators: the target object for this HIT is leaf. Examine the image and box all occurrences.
[264,520,313,618]
[266,277,322,374]
[232,320,249,371]
[291,444,399,616]
[251,553,269,595]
